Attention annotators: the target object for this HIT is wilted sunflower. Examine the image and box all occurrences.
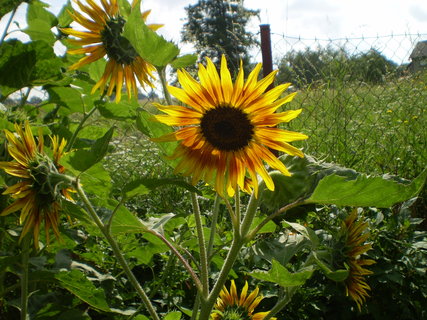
[0,121,73,248]
[211,280,276,320]
[338,210,376,310]
[154,55,308,197]
[61,0,162,102]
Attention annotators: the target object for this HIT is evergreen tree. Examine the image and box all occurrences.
[182,0,259,76]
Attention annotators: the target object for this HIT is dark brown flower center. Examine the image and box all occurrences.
[200,106,254,151]
[101,16,138,65]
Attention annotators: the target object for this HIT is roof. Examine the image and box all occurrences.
[410,40,427,59]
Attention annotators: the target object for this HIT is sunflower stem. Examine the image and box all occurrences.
[207,194,221,260]
[74,180,161,320]
[66,105,98,152]
[190,191,209,298]
[20,234,31,320]
[146,229,203,293]
[239,191,261,237]
[263,286,299,320]
[158,67,173,105]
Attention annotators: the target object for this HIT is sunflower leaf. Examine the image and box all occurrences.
[170,54,198,69]
[123,7,179,67]
[250,259,314,287]
[307,168,427,208]
[0,40,63,99]
[55,269,111,312]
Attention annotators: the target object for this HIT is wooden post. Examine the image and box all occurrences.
[260,24,274,91]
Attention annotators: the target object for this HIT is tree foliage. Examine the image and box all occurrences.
[277,47,398,87]
[181,0,259,75]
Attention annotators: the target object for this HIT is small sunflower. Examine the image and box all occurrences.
[61,0,162,102]
[211,280,276,320]
[338,210,376,310]
[154,55,308,197]
[0,121,73,248]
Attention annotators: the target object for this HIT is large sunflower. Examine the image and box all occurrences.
[61,0,162,102]
[211,280,276,320]
[154,55,308,197]
[0,121,73,248]
[338,210,376,310]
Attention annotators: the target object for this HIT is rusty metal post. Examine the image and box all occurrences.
[260,24,274,91]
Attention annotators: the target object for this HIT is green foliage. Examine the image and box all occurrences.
[0,40,63,99]
[182,0,259,74]
[0,0,27,20]
[277,46,398,87]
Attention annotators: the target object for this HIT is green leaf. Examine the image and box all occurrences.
[0,40,63,99]
[69,127,115,172]
[250,259,314,287]
[250,216,276,234]
[55,269,111,312]
[170,54,198,69]
[98,98,139,120]
[57,1,73,27]
[307,168,427,208]
[122,177,201,199]
[312,252,349,282]
[123,7,179,67]
[46,86,84,113]
[24,1,57,44]
[165,311,182,320]
[136,110,178,162]
[110,204,147,235]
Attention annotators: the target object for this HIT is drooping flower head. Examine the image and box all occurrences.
[211,280,276,320]
[154,55,308,197]
[0,121,73,248]
[61,0,162,102]
[336,210,376,310]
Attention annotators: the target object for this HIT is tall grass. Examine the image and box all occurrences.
[287,72,426,179]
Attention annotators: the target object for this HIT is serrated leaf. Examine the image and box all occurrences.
[123,7,179,67]
[24,19,56,44]
[250,216,276,234]
[171,54,197,69]
[55,269,111,312]
[307,169,427,208]
[27,0,57,26]
[110,205,147,235]
[250,259,314,287]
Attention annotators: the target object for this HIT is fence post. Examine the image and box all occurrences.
[260,24,274,91]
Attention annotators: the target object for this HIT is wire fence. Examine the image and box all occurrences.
[257,32,427,179]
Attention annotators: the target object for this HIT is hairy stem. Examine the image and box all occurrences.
[74,181,160,320]
[190,191,209,298]
[20,234,31,320]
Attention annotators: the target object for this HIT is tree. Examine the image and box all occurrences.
[182,0,259,76]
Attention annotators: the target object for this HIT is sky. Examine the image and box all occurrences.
[1,0,426,64]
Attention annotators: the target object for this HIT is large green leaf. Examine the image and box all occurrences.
[98,98,139,120]
[0,40,63,99]
[55,269,111,312]
[307,168,427,208]
[123,5,179,67]
[24,1,58,45]
[46,86,85,114]
[57,0,73,27]
[250,259,314,287]
[170,54,198,69]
